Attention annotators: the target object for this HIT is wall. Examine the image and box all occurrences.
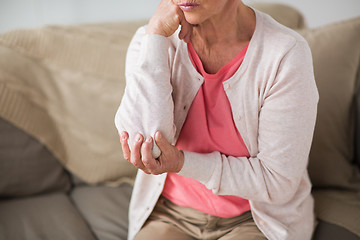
[244,0,360,28]
[0,0,159,33]
[0,0,359,33]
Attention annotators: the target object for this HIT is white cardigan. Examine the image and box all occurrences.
[115,9,319,240]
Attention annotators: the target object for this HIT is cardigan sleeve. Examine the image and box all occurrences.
[114,27,176,158]
[178,39,319,204]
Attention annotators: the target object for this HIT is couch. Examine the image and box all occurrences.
[0,3,359,240]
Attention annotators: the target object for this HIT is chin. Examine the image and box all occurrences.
[184,13,202,25]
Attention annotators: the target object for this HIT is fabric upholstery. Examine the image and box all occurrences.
[248,2,305,29]
[0,4,304,185]
[355,70,360,168]
[0,21,146,184]
[301,17,360,190]
[0,2,358,239]
[298,17,360,236]
[313,220,360,240]
[312,190,360,238]
[70,183,132,240]
[0,117,71,197]
[0,192,96,240]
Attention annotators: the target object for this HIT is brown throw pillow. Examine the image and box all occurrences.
[0,117,71,198]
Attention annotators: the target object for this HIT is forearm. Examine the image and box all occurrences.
[115,28,175,158]
[179,149,308,204]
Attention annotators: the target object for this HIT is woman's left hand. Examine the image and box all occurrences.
[119,131,184,175]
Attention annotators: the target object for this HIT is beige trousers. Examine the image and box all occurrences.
[134,196,267,240]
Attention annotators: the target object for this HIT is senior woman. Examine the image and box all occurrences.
[115,0,318,239]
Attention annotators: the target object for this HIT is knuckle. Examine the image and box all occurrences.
[143,160,159,175]
[130,155,140,165]
[133,161,144,170]
[142,158,153,169]
[130,159,137,166]
[123,151,130,159]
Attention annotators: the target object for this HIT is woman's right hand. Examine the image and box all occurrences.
[119,131,184,175]
[146,0,193,43]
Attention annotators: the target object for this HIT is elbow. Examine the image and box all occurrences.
[114,107,124,133]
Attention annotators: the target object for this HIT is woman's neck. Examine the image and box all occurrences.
[192,2,255,48]
[189,2,255,74]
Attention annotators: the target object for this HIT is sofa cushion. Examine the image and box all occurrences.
[312,190,360,237]
[355,71,360,168]
[313,220,360,240]
[70,182,132,240]
[0,192,96,240]
[0,21,146,184]
[0,117,71,198]
[249,2,305,29]
[298,17,360,237]
[300,17,360,190]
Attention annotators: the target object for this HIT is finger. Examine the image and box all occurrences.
[130,133,147,171]
[120,131,131,163]
[141,137,161,174]
[180,23,193,42]
[179,20,193,42]
[154,131,171,153]
[178,15,193,42]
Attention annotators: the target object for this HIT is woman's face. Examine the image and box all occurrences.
[173,0,234,25]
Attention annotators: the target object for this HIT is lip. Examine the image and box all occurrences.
[178,2,199,11]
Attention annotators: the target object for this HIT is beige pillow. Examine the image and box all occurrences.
[249,2,306,29]
[0,21,146,184]
[299,17,360,190]
[298,17,360,236]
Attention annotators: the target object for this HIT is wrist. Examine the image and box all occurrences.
[146,21,166,36]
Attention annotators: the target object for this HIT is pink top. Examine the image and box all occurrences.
[162,42,251,218]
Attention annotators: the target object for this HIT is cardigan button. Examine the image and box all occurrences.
[223,83,230,90]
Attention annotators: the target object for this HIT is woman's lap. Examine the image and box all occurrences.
[134,196,267,240]
[134,219,196,240]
